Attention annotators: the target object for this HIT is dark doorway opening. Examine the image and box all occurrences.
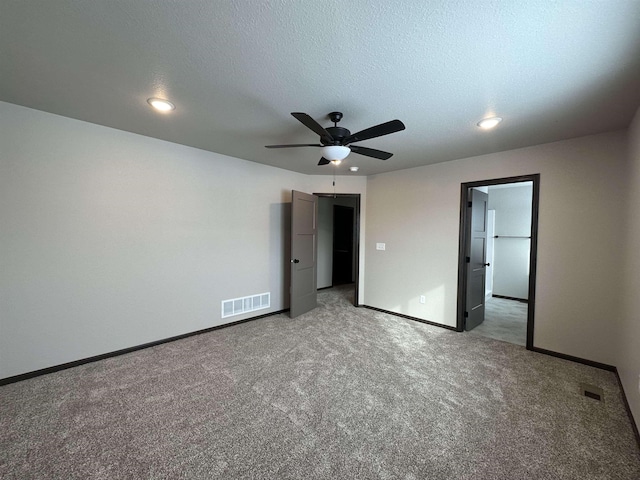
[314,193,361,306]
[456,174,540,349]
[332,205,355,285]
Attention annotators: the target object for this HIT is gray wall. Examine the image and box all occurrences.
[619,105,640,431]
[364,130,627,366]
[0,101,367,380]
[488,184,533,299]
[317,197,334,289]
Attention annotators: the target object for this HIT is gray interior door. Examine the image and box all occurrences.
[466,188,489,330]
[290,190,318,318]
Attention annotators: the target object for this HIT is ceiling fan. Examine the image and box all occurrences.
[265,112,405,166]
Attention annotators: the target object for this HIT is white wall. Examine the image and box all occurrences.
[485,210,495,297]
[365,131,627,366]
[619,105,640,431]
[0,101,315,379]
[488,184,533,299]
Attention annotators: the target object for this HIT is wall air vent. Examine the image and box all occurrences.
[222,292,270,319]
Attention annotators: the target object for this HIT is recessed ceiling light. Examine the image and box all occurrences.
[349,166,359,172]
[147,98,175,112]
[477,116,502,129]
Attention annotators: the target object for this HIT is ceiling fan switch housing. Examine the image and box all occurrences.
[329,111,343,124]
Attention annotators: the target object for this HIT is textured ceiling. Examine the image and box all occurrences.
[2,0,640,175]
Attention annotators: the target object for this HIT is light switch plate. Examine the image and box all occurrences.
[376,243,386,250]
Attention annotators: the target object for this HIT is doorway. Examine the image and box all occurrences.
[332,205,355,285]
[315,193,360,306]
[456,174,540,349]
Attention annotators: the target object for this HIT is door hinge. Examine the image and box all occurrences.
[467,201,472,208]
[464,311,469,318]
[466,256,470,263]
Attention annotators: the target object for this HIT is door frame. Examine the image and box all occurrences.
[314,193,361,307]
[456,174,540,349]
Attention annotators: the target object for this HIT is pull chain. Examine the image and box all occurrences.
[333,168,336,198]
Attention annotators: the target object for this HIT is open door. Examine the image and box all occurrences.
[457,174,540,350]
[465,188,489,330]
[290,190,318,318]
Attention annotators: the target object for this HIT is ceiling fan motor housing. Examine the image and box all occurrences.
[324,126,351,145]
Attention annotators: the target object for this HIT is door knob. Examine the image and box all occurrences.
[291,259,300,264]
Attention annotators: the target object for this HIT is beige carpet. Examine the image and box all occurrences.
[1,285,639,479]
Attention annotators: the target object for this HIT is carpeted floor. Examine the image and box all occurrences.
[1,285,639,479]
[467,296,528,346]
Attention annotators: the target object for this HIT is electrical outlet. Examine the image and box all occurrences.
[376,243,386,251]
[419,295,426,304]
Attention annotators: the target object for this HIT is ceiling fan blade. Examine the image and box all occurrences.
[265,144,322,148]
[349,145,393,160]
[291,112,334,143]
[343,119,405,145]
[318,158,331,166]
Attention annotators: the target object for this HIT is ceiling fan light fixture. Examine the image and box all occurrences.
[147,98,175,112]
[477,116,502,129]
[322,145,350,162]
